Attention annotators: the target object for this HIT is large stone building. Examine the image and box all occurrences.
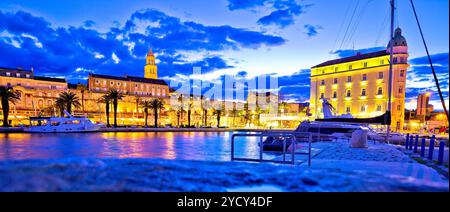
[0,67,68,125]
[310,28,409,131]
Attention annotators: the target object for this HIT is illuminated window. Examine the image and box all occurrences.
[362,74,367,81]
[26,74,31,78]
[378,72,384,79]
[377,105,382,111]
[361,106,366,112]
[346,106,351,113]
[333,91,337,98]
[347,76,352,82]
[397,105,401,111]
[346,90,351,97]
[400,70,405,77]
[377,87,383,95]
[363,62,368,68]
[333,78,338,84]
[6,72,11,76]
[361,89,366,96]
[348,65,353,70]
[16,73,21,77]
[380,59,384,65]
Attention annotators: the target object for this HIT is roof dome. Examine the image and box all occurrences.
[387,27,407,48]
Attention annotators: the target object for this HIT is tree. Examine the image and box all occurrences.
[107,89,125,128]
[55,98,66,117]
[0,86,21,127]
[140,100,151,128]
[213,108,223,128]
[97,94,111,127]
[149,99,164,128]
[77,83,88,113]
[56,91,81,115]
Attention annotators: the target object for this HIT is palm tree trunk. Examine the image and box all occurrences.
[154,108,158,128]
[188,109,191,127]
[106,102,110,127]
[144,109,148,128]
[67,103,72,115]
[113,100,118,128]
[217,113,220,128]
[2,99,9,127]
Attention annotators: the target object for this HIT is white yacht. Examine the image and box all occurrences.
[25,111,102,133]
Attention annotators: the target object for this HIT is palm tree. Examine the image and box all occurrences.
[77,83,88,113]
[56,91,81,115]
[55,98,66,117]
[149,99,164,128]
[213,108,223,128]
[0,86,21,127]
[107,89,125,128]
[140,100,151,128]
[97,94,111,127]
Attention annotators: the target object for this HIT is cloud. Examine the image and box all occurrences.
[227,0,267,11]
[331,46,386,58]
[0,9,286,83]
[406,53,449,110]
[303,24,322,38]
[227,0,309,28]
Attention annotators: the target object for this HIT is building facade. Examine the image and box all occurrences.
[0,67,68,125]
[416,92,432,117]
[310,28,410,131]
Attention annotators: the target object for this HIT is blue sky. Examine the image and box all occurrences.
[0,0,448,110]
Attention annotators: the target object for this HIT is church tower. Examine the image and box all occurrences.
[144,49,158,79]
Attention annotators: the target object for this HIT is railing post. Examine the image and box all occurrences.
[231,135,235,161]
[259,135,263,162]
[291,135,295,165]
[308,133,312,167]
[428,135,435,160]
[414,135,419,153]
[405,133,410,148]
[420,137,426,157]
[409,135,414,150]
[438,141,445,165]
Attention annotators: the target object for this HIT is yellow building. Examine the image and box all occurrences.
[0,67,68,125]
[310,28,409,131]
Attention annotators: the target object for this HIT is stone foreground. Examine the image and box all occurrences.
[0,141,448,192]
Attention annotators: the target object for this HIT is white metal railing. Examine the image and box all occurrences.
[231,132,312,166]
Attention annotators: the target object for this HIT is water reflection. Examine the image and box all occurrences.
[0,131,261,161]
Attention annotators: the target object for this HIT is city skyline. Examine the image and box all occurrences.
[0,0,448,110]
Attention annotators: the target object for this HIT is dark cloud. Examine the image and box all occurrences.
[409,52,449,67]
[0,9,286,83]
[332,46,386,58]
[304,24,322,38]
[227,0,308,28]
[227,0,267,10]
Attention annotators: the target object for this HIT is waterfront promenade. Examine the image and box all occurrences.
[0,141,448,192]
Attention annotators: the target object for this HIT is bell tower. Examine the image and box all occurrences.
[144,49,158,79]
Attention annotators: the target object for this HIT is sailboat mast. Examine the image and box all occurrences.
[386,0,395,143]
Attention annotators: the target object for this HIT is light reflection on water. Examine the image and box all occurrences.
[0,132,265,161]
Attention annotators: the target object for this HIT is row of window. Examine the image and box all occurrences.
[320,86,404,99]
[94,79,166,92]
[318,57,408,74]
[339,104,402,114]
[6,82,60,90]
[93,87,167,97]
[320,70,405,86]
[4,72,31,78]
